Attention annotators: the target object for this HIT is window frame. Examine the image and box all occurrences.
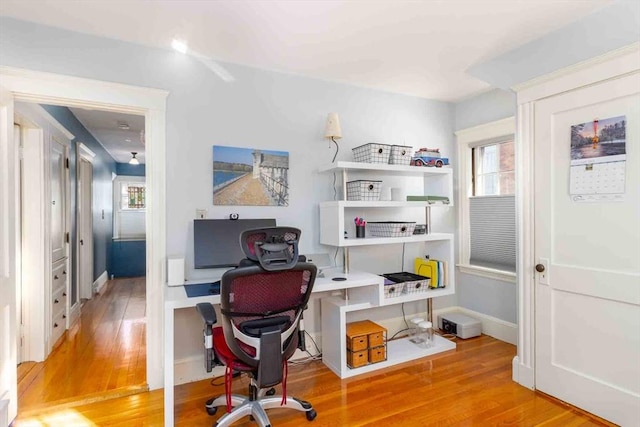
[455,117,516,283]
[112,175,146,240]
[473,140,515,197]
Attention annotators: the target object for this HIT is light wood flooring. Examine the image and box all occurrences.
[14,332,614,426]
[17,277,147,414]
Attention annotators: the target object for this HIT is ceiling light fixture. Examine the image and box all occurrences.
[117,121,130,130]
[171,39,188,54]
[129,152,140,165]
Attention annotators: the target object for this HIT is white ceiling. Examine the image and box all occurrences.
[70,108,145,164]
[2,0,610,101]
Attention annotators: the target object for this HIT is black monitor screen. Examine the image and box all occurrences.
[194,218,276,268]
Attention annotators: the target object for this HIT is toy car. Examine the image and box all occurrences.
[411,148,449,167]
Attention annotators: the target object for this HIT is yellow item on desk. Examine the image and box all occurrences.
[414,258,439,288]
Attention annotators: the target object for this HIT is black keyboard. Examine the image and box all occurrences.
[184,281,221,297]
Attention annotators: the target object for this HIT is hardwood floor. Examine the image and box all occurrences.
[14,334,615,426]
[16,277,147,413]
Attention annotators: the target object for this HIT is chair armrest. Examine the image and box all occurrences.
[196,302,217,325]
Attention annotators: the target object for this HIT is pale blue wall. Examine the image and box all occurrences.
[455,89,515,131]
[454,89,517,323]
[469,0,640,89]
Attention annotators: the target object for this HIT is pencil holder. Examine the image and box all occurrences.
[356,225,366,238]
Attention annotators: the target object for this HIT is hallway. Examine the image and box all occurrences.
[17,277,147,413]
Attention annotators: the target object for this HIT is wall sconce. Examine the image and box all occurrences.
[129,152,140,165]
[324,112,342,163]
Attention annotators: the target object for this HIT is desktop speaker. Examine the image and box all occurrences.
[167,257,185,287]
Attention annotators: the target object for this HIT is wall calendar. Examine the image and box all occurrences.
[569,115,626,202]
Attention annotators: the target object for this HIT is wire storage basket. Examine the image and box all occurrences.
[352,143,391,164]
[346,180,382,201]
[389,145,413,165]
[382,272,431,295]
[367,221,416,237]
[382,276,405,298]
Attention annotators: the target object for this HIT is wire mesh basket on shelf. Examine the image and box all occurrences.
[389,145,413,165]
[382,272,431,295]
[367,221,416,237]
[382,277,405,298]
[346,180,382,201]
[352,143,391,164]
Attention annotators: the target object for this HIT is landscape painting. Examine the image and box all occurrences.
[213,145,290,206]
[570,115,626,165]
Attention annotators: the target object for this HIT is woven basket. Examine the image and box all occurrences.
[367,221,416,237]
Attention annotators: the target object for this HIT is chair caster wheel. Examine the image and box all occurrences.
[206,406,217,416]
[306,409,317,421]
[266,388,276,396]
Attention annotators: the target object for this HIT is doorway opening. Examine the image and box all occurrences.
[14,102,149,410]
[1,67,166,424]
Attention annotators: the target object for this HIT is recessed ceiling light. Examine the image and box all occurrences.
[172,39,188,54]
[125,138,131,142]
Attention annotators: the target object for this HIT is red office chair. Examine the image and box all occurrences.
[196,227,317,426]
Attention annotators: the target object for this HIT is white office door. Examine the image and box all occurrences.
[0,85,18,425]
[534,72,640,426]
[78,158,93,300]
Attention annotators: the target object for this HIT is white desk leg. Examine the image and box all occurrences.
[164,305,174,426]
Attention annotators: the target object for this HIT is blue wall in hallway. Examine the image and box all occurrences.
[111,240,146,277]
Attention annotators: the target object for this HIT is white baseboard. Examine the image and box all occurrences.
[432,306,517,345]
[93,270,109,294]
[512,355,535,389]
[175,355,222,386]
[0,398,8,427]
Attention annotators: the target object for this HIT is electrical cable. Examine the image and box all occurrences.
[401,302,409,330]
[388,327,411,341]
[331,136,339,163]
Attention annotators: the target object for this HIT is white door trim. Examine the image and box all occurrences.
[0,66,168,392]
[76,149,94,310]
[512,44,640,390]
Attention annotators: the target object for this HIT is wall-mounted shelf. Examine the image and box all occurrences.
[317,161,457,379]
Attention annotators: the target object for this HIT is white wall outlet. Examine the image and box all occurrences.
[196,209,207,219]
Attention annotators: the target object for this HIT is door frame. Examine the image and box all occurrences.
[76,143,95,310]
[511,43,640,389]
[0,67,168,406]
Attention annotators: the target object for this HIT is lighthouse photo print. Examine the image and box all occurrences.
[212,145,290,206]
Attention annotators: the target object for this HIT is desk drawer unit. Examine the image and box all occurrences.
[346,320,387,369]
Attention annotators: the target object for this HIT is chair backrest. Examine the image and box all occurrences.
[219,227,316,386]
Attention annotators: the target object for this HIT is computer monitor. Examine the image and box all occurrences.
[193,218,276,269]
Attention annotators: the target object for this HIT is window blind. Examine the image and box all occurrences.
[469,195,515,272]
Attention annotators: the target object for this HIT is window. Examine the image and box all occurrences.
[456,118,516,282]
[473,140,515,196]
[121,183,146,209]
[113,175,146,239]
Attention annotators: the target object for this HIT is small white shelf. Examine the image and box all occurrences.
[319,161,452,177]
[319,200,451,208]
[326,334,456,379]
[326,232,453,247]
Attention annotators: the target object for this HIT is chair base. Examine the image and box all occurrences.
[206,394,316,427]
